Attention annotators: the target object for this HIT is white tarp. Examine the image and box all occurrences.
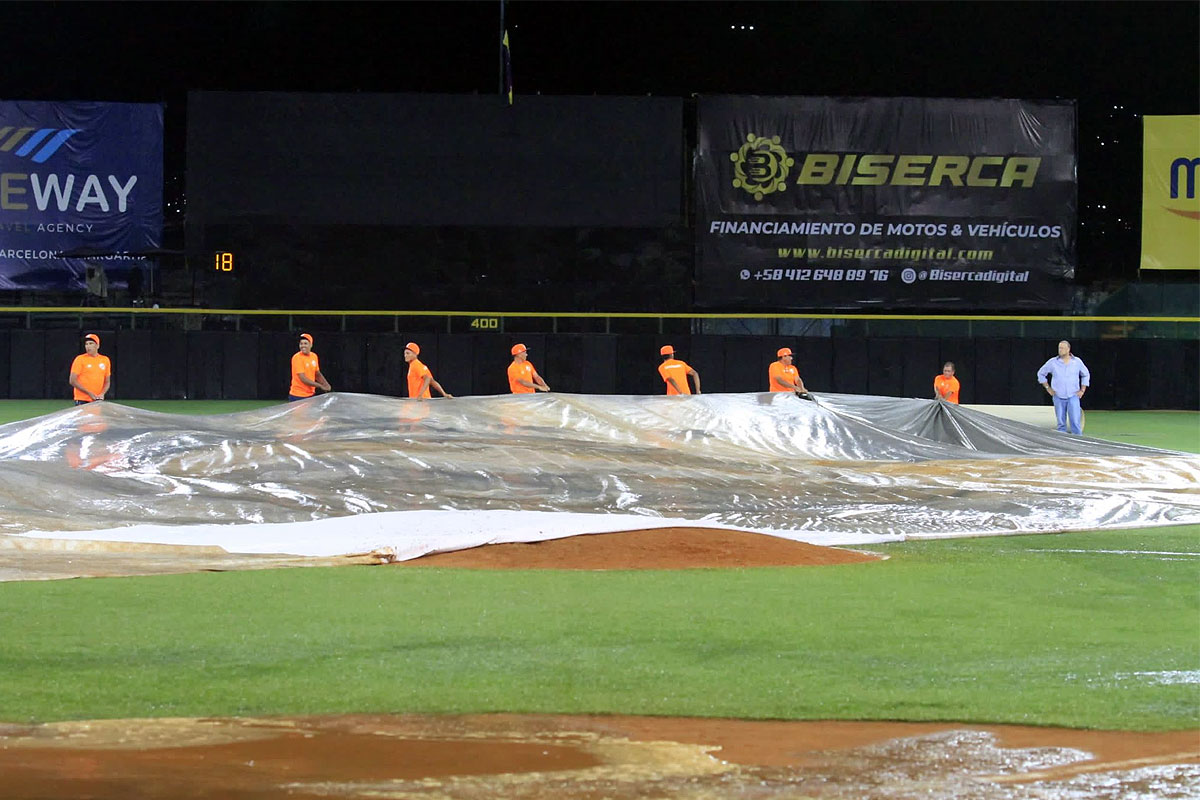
[2,392,1197,558]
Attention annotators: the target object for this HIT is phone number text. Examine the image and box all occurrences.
[739,268,890,281]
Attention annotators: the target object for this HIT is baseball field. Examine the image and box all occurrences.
[0,399,1196,798]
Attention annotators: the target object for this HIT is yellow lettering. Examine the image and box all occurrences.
[891,155,932,186]
[835,154,858,184]
[928,156,970,187]
[1000,157,1040,187]
[0,173,28,210]
[966,156,1004,187]
[795,154,839,185]
[852,154,894,185]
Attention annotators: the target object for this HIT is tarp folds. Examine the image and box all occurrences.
[1,393,1197,554]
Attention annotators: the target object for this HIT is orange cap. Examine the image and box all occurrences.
[659,345,674,356]
[84,333,100,345]
[299,333,313,344]
[777,347,792,357]
[405,342,420,355]
[511,343,527,355]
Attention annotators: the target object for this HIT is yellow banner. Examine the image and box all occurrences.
[1141,115,1200,270]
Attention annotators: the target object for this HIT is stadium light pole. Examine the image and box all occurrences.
[499,0,506,96]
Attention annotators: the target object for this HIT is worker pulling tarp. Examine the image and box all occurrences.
[0,393,1197,556]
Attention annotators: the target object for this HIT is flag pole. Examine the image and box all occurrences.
[499,0,507,97]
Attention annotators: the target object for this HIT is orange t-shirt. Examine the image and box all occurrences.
[69,353,111,402]
[508,360,538,394]
[768,361,799,392]
[407,359,432,398]
[290,351,321,397]
[658,359,692,395]
[934,374,960,404]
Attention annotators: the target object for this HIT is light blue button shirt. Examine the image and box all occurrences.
[1037,356,1091,398]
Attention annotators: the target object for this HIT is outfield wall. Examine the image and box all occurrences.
[4,331,1194,410]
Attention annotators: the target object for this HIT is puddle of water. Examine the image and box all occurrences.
[0,716,1195,800]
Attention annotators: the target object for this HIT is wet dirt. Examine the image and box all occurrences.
[397,527,882,570]
[0,714,1196,800]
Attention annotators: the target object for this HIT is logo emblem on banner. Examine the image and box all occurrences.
[730,134,793,200]
[0,126,80,164]
[1168,156,1200,219]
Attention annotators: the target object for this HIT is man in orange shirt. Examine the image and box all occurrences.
[404,342,452,399]
[657,345,701,395]
[507,343,550,393]
[289,333,332,401]
[934,361,960,404]
[768,347,810,396]
[69,333,111,404]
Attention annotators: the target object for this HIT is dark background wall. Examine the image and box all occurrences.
[9,331,1195,410]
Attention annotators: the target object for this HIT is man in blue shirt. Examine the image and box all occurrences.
[1037,340,1091,434]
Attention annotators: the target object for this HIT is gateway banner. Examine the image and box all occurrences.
[696,96,1077,309]
[0,100,162,291]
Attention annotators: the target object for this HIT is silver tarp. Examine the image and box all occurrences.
[0,392,1197,544]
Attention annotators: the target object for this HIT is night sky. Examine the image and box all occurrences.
[4,1,1198,280]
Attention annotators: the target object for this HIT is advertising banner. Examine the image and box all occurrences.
[187,92,681,228]
[0,101,162,292]
[696,96,1077,310]
[1140,115,1200,271]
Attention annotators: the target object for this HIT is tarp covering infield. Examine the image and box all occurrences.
[1,393,1198,559]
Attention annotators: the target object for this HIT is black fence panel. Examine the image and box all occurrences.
[831,338,869,395]
[615,335,659,395]
[579,335,618,394]
[1010,338,1056,406]
[866,338,906,398]
[222,331,260,399]
[186,332,225,400]
[793,338,833,395]
[901,338,942,400]
[540,335,580,395]
[366,333,410,397]
[1183,339,1200,411]
[973,337,1014,405]
[0,331,9,399]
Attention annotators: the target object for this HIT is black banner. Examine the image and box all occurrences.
[696,96,1077,310]
[187,92,682,229]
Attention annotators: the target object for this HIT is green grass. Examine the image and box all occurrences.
[0,400,1196,729]
[0,527,1196,729]
[0,399,278,424]
[1083,410,1200,453]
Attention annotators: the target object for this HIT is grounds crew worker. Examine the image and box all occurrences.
[768,347,811,398]
[69,333,111,404]
[657,345,701,395]
[507,343,550,393]
[289,333,332,401]
[404,342,453,399]
[934,361,960,404]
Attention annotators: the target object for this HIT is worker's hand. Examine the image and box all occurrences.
[1044,385,1054,396]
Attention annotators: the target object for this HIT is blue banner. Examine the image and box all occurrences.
[0,101,162,293]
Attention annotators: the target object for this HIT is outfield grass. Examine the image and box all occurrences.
[0,527,1196,729]
[0,399,278,425]
[0,399,1196,729]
